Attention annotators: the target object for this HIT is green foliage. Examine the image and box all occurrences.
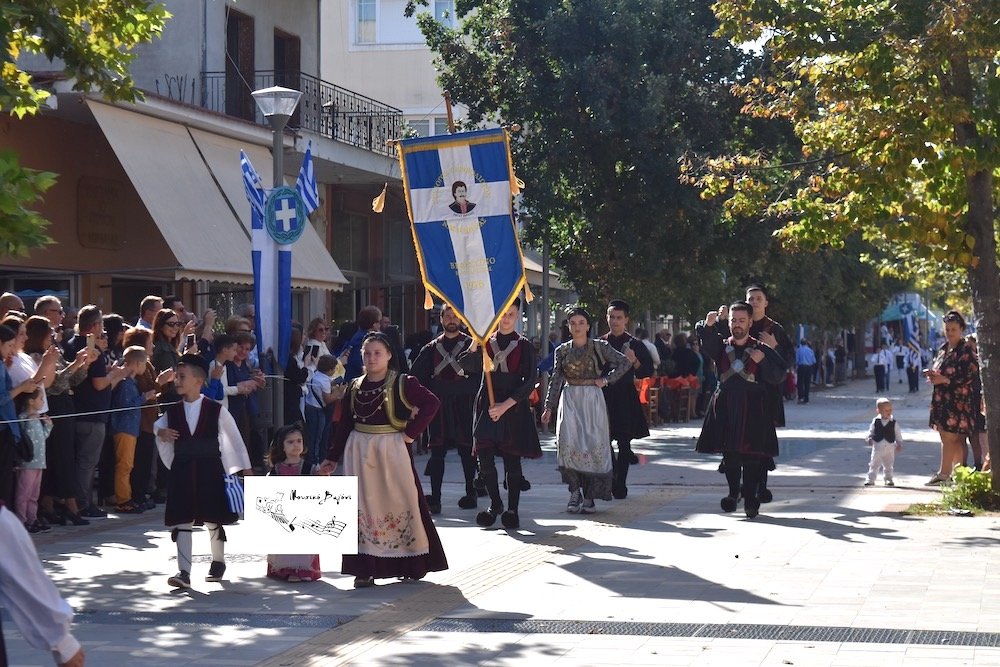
[0,1,169,257]
[942,466,1000,511]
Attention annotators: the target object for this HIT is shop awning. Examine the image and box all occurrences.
[522,252,569,292]
[87,101,346,290]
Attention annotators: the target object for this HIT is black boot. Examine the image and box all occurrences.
[425,456,445,514]
[457,447,478,509]
[612,455,629,499]
[475,461,503,527]
[722,455,742,513]
[758,463,774,503]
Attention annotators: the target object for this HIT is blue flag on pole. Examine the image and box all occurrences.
[903,312,921,353]
[296,140,320,215]
[241,150,275,362]
[396,128,529,341]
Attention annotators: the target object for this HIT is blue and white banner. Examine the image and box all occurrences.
[241,150,277,366]
[242,147,317,370]
[903,312,921,353]
[397,128,528,340]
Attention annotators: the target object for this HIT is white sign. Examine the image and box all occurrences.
[243,476,358,555]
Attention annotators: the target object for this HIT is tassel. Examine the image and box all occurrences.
[372,182,387,213]
[482,349,494,373]
[515,177,525,192]
[523,283,534,303]
[424,289,434,310]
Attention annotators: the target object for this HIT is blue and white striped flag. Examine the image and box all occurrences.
[397,128,528,341]
[241,150,277,364]
[903,312,921,353]
[296,140,320,215]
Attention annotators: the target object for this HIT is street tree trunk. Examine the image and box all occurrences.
[950,54,1000,487]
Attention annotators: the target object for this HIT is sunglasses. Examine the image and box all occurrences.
[164,321,181,327]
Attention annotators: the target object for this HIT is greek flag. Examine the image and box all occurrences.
[903,312,921,353]
[241,150,277,364]
[397,128,528,340]
[296,140,320,214]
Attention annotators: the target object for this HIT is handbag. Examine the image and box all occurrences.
[223,473,244,516]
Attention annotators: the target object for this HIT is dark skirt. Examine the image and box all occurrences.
[696,387,779,458]
[603,381,649,442]
[472,400,543,459]
[164,457,238,526]
[42,393,76,499]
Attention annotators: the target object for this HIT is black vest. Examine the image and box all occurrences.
[872,418,897,444]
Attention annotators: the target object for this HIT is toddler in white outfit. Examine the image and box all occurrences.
[865,397,902,486]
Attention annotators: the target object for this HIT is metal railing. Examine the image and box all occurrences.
[200,70,403,158]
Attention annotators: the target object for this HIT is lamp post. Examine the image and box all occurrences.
[252,85,302,430]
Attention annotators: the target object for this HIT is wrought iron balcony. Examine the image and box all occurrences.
[199,70,402,158]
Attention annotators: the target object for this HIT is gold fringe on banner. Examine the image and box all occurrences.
[371,182,387,213]
[424,289,434,310]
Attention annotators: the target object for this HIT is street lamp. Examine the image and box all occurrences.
[252,85,303,188]
[251,85,302,430]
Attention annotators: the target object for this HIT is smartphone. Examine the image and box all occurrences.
[185,333,196,349]
[86,333,96,352]
[307,344,320,358]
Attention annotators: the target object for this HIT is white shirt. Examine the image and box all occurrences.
[8,351,47,414]
[305,372,332,409]
[872,349,892,366]
[641,339,661,367]
[154,395,250,473]
[0,505,81,663]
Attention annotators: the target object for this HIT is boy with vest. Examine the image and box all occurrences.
[155,354,251,589]
[865,397,903,487]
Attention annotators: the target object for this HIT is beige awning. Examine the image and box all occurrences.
[87,101,345,290]
[522,253,569,291]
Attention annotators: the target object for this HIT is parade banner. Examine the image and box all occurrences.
[244,476,358,555]
[397,128,529,340]
[241,143,319,369]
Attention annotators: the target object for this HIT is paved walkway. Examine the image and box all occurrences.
[6,378,1000,666]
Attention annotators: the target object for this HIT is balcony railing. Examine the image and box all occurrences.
[199,70,403,158]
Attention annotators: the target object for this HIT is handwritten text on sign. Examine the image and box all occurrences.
[244,476,359,555]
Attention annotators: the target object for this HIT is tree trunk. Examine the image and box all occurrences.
[949,53,1000,488]
[852,321,868,378]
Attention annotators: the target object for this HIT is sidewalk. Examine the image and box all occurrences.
[6,378,1000,666]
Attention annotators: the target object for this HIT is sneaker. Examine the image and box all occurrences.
[80,505,107,518]
[65,512,90,526]
[206,561,226,582]
[925,475,946,486]
[864,481,875,487]
[141,498,156,511]
[580,499,597,514]
[566,490,583,514]
[36,517,52,532]
[885,480,895,487]
[168,570,191,589]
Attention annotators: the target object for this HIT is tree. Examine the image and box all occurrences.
[406,0,753,313]
[698,0,1000,479]
[0,1,169,256]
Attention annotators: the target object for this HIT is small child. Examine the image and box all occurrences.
[110,345,155,513]
[265,424,321,583]
[865,397,903,487]
[155,353,251,589]
[304,355,345,465]
[14,388,53,533]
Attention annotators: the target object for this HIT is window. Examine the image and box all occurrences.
[331,213,370,273]
[434,116,451,135]
[434,0,455,27]
[357,0,376,44]
[408,119,430,137]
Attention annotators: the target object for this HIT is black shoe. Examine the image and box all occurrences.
[36,517,52,532]
[457,494,478,510]
[721,495,739,513]
[168,570,191,589]
[500,510,520,530]
[40,509,66,526]
[25,521,41,534]
[473,476,488,497]
[612,482,628,500]
[81,505,107,518]
[206,561,226,582]
[520,477,531,492]
[629,452,639,465]
[476,503,503,527]
[353,576,375,589]
[425,495,442,515]
[745,499,760,519]
[66,512,90,526]
[759,488,774,504]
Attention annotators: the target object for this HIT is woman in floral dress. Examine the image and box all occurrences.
[319,333,445,588]
[541,308,630,514]
[925,310,979,485]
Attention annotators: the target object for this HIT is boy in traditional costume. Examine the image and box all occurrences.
[155,354,251,589]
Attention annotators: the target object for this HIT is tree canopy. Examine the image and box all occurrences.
[0,0,169,256]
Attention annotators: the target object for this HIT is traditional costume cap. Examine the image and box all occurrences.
[178,353,210,377]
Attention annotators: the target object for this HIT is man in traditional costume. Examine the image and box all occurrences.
[458,297,542,530]
[599,299,654,499]
[155,354,251,589]
[411,304,481,514]
[696,303,787,519]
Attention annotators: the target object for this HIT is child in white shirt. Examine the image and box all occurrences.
[865,397,903,487]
